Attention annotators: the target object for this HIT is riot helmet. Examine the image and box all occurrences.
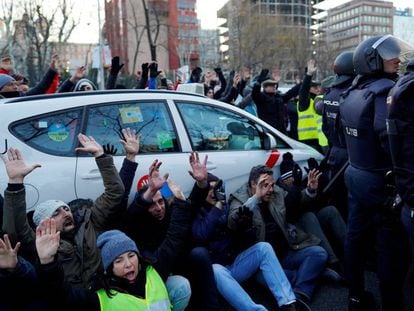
[353,35,414,75]
[332,51,355,85]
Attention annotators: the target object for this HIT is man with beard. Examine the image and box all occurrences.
[1,133,125,289]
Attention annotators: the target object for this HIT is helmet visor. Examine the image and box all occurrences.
[374,35,414,64]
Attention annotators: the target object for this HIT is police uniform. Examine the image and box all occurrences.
[340,35,412,311]
[387,59,414,310]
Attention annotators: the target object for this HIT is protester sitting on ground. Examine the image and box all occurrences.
[58,65,97,92]
[189,153,310,311]
[1,133,125,288]
[277,152,347,280]
[0,53,60,98]
[228,164,328,305]
[35,219,185,311]
[122,154,218,310]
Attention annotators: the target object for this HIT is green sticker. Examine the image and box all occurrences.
[157,132,173,149]
[48,123,69,142]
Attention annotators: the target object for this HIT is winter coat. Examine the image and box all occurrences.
[228,183,320,254]
[2,155,125,288]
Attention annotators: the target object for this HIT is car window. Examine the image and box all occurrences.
[176,101,264,151]
[85,101,179,154]
[10,108,82,156]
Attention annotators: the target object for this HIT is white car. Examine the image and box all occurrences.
[0,90,323,210]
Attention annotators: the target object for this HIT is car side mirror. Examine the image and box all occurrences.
[264,133,277,150]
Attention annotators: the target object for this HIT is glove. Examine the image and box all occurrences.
[304,157,319,173]
[141,62,149,77]
[213,179,226,204]
[257,69,269,83]
[102,143,118,155]
[233,206,254,231]
[110,56,124,75]
[292,163,303,186]
[149,62,161,78]
[214,67,222,74]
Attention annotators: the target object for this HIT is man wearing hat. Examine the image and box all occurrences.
[252,69,300,134]
[1,133,125,288]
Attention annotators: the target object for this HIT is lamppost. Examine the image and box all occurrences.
[97,0,105,90]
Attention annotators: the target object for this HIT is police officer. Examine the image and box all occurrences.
[387,57,414,311]
[321,51,356,219]
[340,35,412,311]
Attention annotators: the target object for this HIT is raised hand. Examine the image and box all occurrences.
[167,178,186,201]
[307,168,322,191]
[0,234,20,270]
[307,59,317,75]
[70,66,86,83]
[36,218,60,265]
[110,56,124,75]
[188,151,208,185]
[120,128,140,161]
[75,133,104,157]
[148,159,169,192]
[102,144,118,155]
[255,173,274,200]
[1,148,41,183]
[50,53,59,70]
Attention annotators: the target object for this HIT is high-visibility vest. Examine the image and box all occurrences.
[97,266,171,311]
[297,96,328,147]
[297,97,319,141]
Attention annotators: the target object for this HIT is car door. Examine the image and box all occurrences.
[75,99,190,202]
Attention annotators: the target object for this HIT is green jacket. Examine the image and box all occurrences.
[228,183,320,251]
[2,155,125,288]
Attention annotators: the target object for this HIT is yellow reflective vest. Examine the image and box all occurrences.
[297,96,328,147]
[96,266,171,311]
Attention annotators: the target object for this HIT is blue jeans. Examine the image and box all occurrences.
[166,275,191,311]
[344,165,409,309]
[213,242,295,310]
[297,206,346,264]
[184,247,221,311]
[282,245,328,299]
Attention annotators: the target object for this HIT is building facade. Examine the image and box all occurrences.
[312,0,394,76]
[218,0,318,83]
[104,0,200,75]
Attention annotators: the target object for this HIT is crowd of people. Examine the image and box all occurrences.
[0,33,414,311]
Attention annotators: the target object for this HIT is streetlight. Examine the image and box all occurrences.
[97,0,105,90]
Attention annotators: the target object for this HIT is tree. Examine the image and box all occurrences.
[0,0,79,83]
[223,0,312,83]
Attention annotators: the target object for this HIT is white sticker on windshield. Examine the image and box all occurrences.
[38,121,48,128]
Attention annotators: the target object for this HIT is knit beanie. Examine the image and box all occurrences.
[279,152,296,181]
[97,230,140,271]
[33,200,70,226]
[73,78,97,91]
[0,73,15,90]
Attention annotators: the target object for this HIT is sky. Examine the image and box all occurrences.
[68,0,414,44]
